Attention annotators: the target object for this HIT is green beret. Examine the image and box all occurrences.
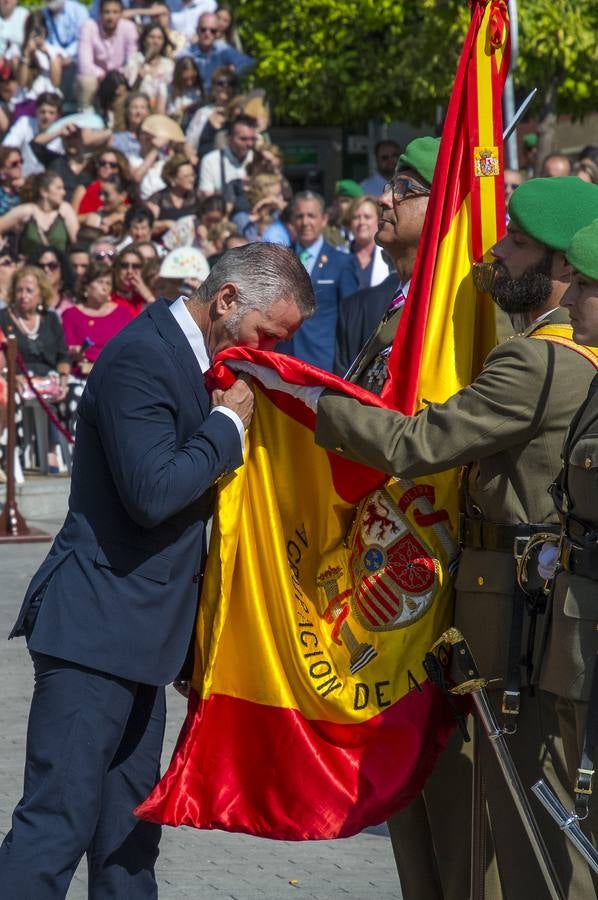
[397,137,440,187]
[523,133,538,149]
[509,177,598,251]
[335,179,363,198]
[567,219,598,281]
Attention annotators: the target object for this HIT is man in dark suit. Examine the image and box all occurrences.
[277,190,358,372]
[332,271,399,376]
[0,243,314,899]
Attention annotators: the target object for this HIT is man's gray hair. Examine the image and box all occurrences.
[193,242,315,318]
[292,191,326,214]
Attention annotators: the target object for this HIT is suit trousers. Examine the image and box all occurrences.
[0,652,165,900]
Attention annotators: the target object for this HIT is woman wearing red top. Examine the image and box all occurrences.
[62,264,133,376]
[111,246,155,316]
[72,149,133,216]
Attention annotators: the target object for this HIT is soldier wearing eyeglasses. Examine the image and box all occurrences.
[337,137,438,391]
[317,177,598,899]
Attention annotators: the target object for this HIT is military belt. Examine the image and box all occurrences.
[460,516,560,556]
[560,536,598,580]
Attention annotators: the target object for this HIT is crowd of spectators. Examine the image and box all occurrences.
[0,0,596,478]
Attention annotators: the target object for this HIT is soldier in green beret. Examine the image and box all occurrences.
[316,177,598,899]
[537,219,598,888]
[338,136,440,390]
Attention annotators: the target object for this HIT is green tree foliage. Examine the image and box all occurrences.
[237,0,598,133]
[236,0,469,126]
[516,0,598,119]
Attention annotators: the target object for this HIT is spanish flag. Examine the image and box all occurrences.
[136,0,510,839]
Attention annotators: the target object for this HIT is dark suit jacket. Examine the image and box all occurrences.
[277,240,358,372]
[333,272,400,376]
[10,299,243,686]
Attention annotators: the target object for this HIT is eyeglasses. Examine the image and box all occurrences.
[214,79,232,87]
[98,159,119,169]
[383,176,430,202]
[93,250,114,261]
[39,260,60,271]
[118,261,142,270]
[199,26,218,33]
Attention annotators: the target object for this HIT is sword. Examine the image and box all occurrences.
[503,88,537,142]
[532,779,598,876]
[428,628,565,900]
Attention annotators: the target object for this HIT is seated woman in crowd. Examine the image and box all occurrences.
[153,5,187,57]
[0,172,78,257]
[124,24,175,115]
[111,92,151,158]
[147,154,196,236]
[161,192,226,251]
[72,149,132,216]
[9,11,62,117]
[46,126,94,205]
[215,6,243,51]
[0,146,24,215]
[185,66,237,158]
[0,246,19,306]
[232,173,289,244]
[166,57,203,127]
[111,245,155,316]
[0,64,19,138]
[62,262,133,379]
[0,265,71,472]
[344,195,392,290]
[131,114,187,200]
[116,205,156,252]
[80,176,130,241]
[27,246,75,318]
[97,71,129,131]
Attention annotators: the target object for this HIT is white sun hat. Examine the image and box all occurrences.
[159,247,210,283]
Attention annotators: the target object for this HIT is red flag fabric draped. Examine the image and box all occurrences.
[136,0,510,840]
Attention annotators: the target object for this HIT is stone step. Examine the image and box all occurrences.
[0,476,70,524]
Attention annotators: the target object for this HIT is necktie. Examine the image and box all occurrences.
[381,286,406,324]
[387,286,406,313]
[299,248,311,268]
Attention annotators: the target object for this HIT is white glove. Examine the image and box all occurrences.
[537,542,559,581]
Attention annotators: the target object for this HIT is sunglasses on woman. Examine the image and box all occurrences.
[119,261,142,270]
[98,159,119,169]
[39,260,60,271]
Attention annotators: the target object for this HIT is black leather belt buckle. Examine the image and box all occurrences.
[575,768,594,796]
[560,537,576,573]
[502,690,520,715]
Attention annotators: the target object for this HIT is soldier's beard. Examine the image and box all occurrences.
[490,252,554,314]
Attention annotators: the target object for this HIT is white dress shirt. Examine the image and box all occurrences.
[169,295,245,451]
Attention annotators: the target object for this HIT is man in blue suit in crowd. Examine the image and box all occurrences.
[277,191,359,372]
[0,243,314,899]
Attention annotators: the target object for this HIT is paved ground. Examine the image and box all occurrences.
[0,477,402,899]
